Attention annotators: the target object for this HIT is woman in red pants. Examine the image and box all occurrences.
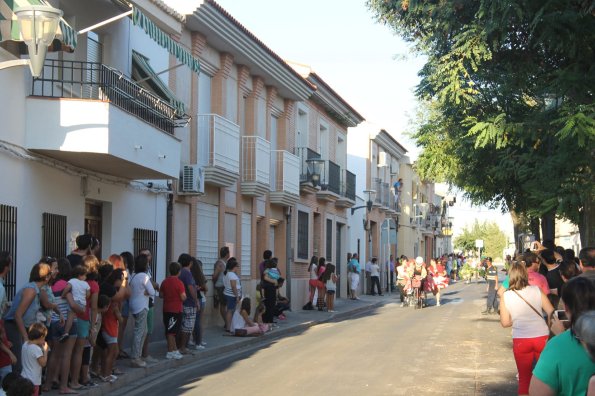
[499,261,554,395]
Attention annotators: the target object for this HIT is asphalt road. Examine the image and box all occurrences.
[112,280,518,396]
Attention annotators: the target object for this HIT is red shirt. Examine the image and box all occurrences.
[81,280,99,321]
[528,269,550,295]
[161,276,185,313]
[101,303,119,337]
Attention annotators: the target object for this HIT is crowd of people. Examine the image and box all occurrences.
[492,243,595,396]
[0,237,299,396]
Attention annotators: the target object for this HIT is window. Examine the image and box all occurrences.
[196,202,219,276]
[0,204,17,300]
[133,228,158,278]
[326,219,333,262]
[297,211,309,260]
[241,213,252,276]
[42,213,67,259]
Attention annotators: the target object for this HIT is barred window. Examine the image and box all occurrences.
[133,228,158,278]
[42,213,67,260]
[0,204,17,300]
[297,211,309,260]
[326,219,333,262]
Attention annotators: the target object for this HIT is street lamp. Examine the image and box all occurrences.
[305,158,325,187]
[0,5,63,77]
[351,189,376,215]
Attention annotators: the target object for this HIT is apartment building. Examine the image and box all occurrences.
[347,125,407,292]
[0,0,197,295]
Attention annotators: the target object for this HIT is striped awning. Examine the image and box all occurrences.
[132,50,186,116]
[0,0,77,50]
[132,6,199,74]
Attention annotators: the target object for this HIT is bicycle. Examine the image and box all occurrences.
[411,275,423,309]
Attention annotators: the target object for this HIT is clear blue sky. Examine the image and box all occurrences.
[166,0,514,243]
[212,0,425,154]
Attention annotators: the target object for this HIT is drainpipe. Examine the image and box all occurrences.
[285,206,292,306]
[166,190,173,266]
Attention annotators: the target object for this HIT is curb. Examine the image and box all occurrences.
[81,299,388,395]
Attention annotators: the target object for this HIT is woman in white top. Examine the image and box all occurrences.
[128,255,156,367]
[499,262,554,396]
[222,258,241,332]
[304,256,318,310]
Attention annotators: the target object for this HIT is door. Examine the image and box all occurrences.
[84,201,102,259]
[336,223,342,298]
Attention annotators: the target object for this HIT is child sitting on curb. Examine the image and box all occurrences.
[230,298,269,336]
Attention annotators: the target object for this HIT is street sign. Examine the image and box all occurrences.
[475,239,484,248]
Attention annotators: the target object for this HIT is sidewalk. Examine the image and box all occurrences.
[47,293,396,395]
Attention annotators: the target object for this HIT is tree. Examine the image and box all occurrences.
[368,0,595,247]
[454,220,508,260]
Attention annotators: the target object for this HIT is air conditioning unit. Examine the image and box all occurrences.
[378,151,388,167]
[180,164,205,195]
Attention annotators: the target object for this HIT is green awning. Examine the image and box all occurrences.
[0,0,77,50]
[132,6,199,74]
[131,50,186,116]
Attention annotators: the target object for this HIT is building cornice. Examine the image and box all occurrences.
[184,0,314,101]
[373,129,408,159]
[307,72,365,128]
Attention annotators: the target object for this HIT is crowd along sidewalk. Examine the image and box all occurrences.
[46,293,395,396]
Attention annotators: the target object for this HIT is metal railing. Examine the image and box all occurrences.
[197,114,240,173]
[270,150,300,195]
[324,160,341,195]
[31,60,188,134]
[373,178,383,204]
[242,136,270,185]
[341,169,356,201]
[295,147,321,183]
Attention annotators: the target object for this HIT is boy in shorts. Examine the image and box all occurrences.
[160,262,186,360]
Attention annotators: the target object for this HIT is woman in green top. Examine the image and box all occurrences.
[529,277,595,396]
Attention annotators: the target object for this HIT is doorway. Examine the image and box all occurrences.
[85,201,102,259]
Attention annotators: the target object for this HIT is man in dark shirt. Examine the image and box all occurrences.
[482,258,499,314]
[67,234,93,268]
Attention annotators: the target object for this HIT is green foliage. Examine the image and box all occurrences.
[453,220,508,260]
[367,0,595,243]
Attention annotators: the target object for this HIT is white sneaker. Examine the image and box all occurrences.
[199,341,207,346]
[143,355,159,364]
[130,358,147,368]
[188,340,196,347]
[173,350,183,360]
[196,344,206,350]
[166,352,175,360]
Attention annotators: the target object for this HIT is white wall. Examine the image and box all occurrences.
[0,152,168,288]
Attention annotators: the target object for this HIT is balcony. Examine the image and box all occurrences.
[269,150,300,206]
[317,159,341,202]
[25,60,183,179]
[241,136,270,197]
[336,169,356,208]
[296,147,321,194]
[197,114,240,187]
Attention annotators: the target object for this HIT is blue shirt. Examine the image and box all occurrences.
[348,259,361,274]
[179,268,197,308]
[3,282,40,327]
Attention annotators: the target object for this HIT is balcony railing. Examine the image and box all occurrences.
[31,60,189,134]
[341,170,356,201]
[323,160,341,195]
[242,136,270,185]
[373,178,383,205]
[197,114,240,174]
[295,147,321,183]
[270,150,300,196]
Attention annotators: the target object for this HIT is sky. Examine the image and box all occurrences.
[165,0,514,244]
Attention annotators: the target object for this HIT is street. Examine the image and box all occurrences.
[111,278,518,396]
